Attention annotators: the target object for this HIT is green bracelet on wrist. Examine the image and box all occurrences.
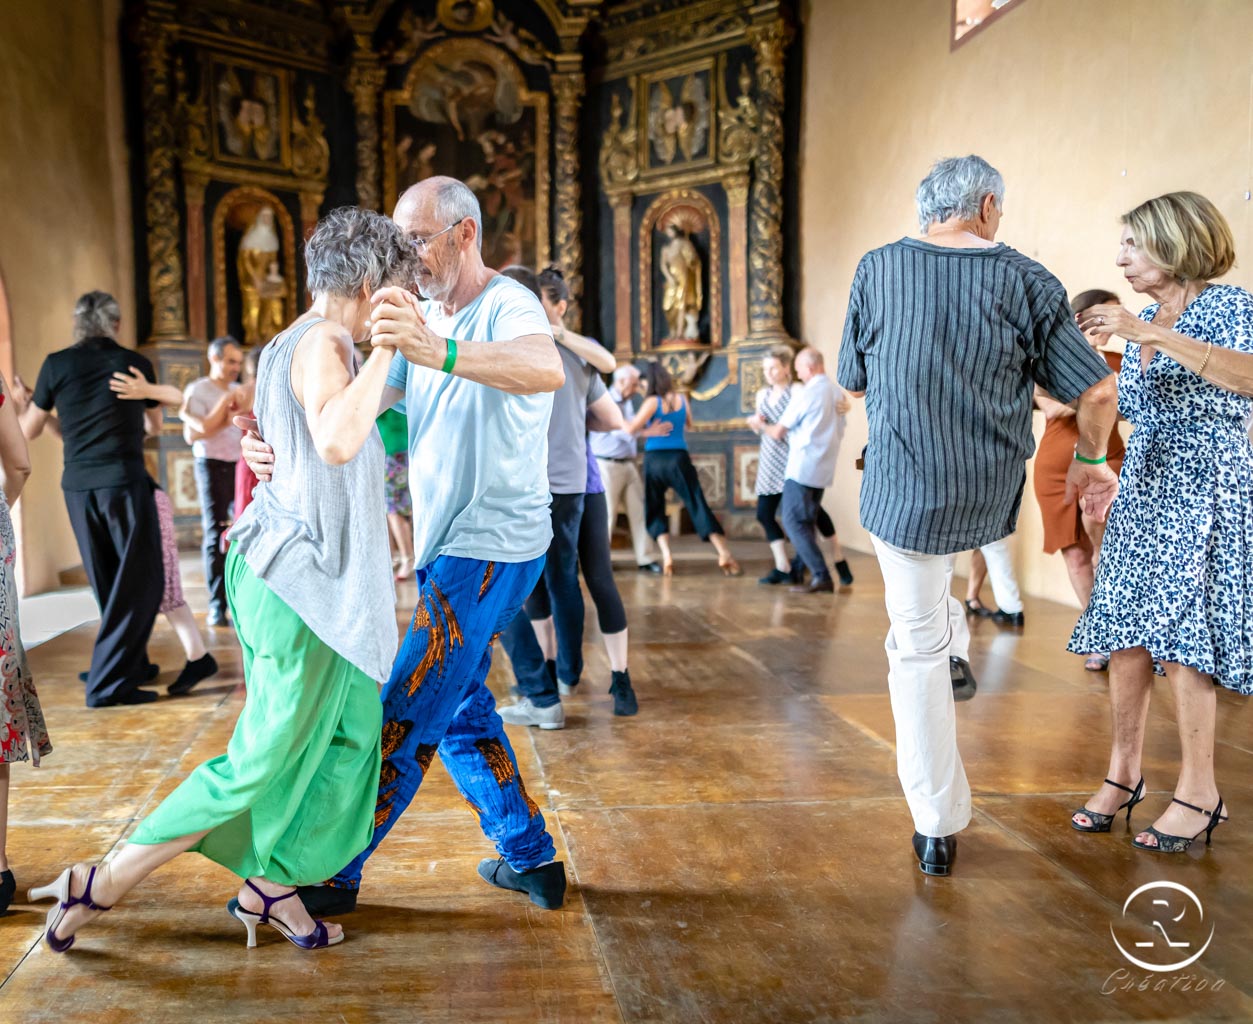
[1073,450,1107,465]
[442,338,458,374]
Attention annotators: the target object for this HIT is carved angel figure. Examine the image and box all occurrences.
[648,74,710,165]
[599,90,638,188]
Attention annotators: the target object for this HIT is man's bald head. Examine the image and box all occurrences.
[393,176,483,250]
[795,346,825,381]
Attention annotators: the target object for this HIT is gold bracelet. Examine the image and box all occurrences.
[1197,341,1213,376]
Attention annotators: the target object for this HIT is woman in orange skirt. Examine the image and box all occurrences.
[1033,289,1125,671]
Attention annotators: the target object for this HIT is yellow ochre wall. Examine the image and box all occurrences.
[800,0,1253,606]
[0,0,134,594]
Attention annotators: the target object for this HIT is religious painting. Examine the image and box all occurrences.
[383,38,550,271]
[210,56,291,170]
[952,0,1027,47]
[639,59,716,176]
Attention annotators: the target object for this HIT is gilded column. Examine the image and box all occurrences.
[136,18,187,340]
[348,46,385,212]
[609,193,633,358]
[724,173,751,344]
[552,66,585,329]
[746,20,794,343]
[183,173,208,342]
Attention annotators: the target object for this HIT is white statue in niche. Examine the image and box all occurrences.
[237,206,282,345]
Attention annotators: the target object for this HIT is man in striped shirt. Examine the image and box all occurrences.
[837,155,1119,877]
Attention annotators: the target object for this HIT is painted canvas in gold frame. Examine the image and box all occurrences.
[382,38,550,271]
[210,55,292,171]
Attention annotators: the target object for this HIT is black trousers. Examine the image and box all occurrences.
[643,449,724,540]
[64,480,163,705]
[756,492,834,543]
[194,457,236,616]
[525,492,586,685]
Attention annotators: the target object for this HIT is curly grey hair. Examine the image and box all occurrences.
[73,290,121,342]
[305,207,418,298]
[915,155,1005,230]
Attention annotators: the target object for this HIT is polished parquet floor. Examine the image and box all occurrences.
[3,541,1252,1023]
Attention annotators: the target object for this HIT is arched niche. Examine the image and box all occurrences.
[211,186,298,343]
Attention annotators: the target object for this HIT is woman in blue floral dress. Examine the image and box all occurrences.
[1069,192,1253,854]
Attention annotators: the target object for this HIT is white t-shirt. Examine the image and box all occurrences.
[183,377,242,462]
[387,275,556,569]
[778,373,845,489]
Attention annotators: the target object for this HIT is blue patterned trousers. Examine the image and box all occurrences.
[331,554,555,889]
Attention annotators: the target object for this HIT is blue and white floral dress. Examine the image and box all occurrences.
[1069,284,1253,694]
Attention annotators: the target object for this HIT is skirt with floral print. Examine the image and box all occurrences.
[385,453,412,517]
[0,493,51,765]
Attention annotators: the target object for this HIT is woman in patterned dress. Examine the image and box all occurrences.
[1069,192,1253,854]
[0,369,52,913]
[751,347,850,586]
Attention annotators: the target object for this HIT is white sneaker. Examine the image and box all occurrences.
[498,697,566,730]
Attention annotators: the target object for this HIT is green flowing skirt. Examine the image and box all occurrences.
[130,548,382,886]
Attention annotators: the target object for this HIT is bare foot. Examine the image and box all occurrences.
[238,879,343,943]
[1135,793,1229,848]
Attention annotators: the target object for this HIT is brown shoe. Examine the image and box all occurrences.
[790,576,834,594]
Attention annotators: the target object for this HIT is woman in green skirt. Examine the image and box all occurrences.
[30,207,415,952]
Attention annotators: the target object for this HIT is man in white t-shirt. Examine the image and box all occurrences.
[240,177,570,917]
[753,347,849,594]
[181,336,244,626]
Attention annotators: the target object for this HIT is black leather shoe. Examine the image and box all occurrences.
[913,832,957,876]
[0,869,15,915]
[637,562,663,574]
[609,670,638,716]
[834,560,855,587]
[990,609,1025,627]
[297,884,358,916]
[168,653,219,696]
[949,657,978,702]
[477,857,567,910]
[790,576,834,594]
[758,568,791,585]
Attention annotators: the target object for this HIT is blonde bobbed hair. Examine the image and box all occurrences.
[1121,191,1236,282]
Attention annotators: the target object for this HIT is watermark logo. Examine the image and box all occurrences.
[1110,881,1214,973]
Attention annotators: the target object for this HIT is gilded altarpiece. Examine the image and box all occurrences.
[592,0,798,537]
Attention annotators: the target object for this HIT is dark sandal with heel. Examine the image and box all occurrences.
[1133,796,1227,854]
[1071,777,1145,833]
[227,879,343,949]
[28,865,113,953]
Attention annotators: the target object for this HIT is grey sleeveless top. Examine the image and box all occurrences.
[229,317,396,681]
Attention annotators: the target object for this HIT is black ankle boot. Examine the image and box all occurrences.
[477,858,567,910]
[0,870,15,914]
[912,832,957,876]
[609,670,638,716]
[168,653,219,696]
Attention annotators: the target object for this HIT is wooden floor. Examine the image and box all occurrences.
[3,541,1252,1023]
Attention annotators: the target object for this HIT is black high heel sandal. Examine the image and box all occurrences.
[964,599,991,618]
[1133,796,1228,854]
[1071,777,1145,833]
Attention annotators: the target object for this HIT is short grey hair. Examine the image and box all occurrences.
[73,290,121,342]
[915,155,1005,230]
[613,364,640,387]
[305,207,418,298]
[208,335,240,360]
[431,179,483,251]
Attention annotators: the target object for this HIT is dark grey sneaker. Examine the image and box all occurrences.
[477,858,567,910]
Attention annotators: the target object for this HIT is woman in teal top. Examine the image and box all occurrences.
[626,361,741,577]
[377,407,414,580]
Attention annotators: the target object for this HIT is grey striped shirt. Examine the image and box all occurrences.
[836,238,1112,555]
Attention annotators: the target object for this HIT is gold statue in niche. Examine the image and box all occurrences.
[237,207,283,344]
[659,221,703,341]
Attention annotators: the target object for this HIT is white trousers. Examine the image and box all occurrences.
[597,458,659,566]
[978,536,1023,614]
[870,535,974,838]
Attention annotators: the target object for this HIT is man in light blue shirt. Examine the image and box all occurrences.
[241,178,569,916]
[752,347,851,593]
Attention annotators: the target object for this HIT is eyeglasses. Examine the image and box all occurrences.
[409,218,465,254]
